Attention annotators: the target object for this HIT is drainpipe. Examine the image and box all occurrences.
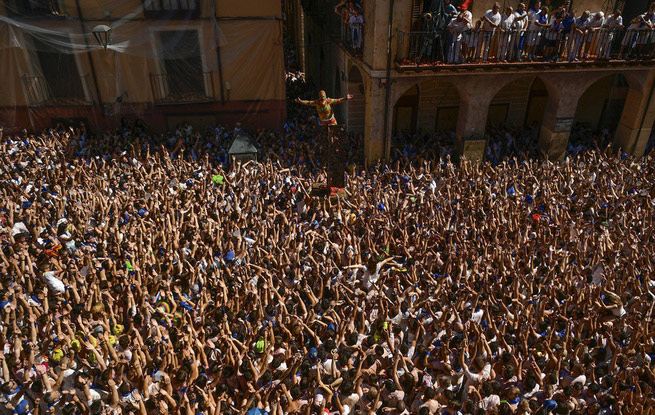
[382,0,395,161]
[75,0,104,117]
[212,0,226,104]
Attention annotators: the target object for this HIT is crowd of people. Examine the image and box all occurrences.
[391,124,614,167]
[407,1,655,64]
[2,76,655,415]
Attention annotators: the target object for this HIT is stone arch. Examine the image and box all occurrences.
[574,73,629,134]
[392,79,463,135]
[393,84,420,135]
[346,65,366,134]
[485,76,550,129]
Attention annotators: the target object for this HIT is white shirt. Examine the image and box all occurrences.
[589,15,605,29]
[461,10,473,28]
[448,17,468,34]
[500,13,515,31]
[482,10,501,31]
[44,271,66,293]
[604,15,623,29]
[576,15,591,30]
[513,10,528,31]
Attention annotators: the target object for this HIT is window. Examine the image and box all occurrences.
[5,0,63,17]
[24,35,88,105]
[143,0,200,18]
[152,30,209,103]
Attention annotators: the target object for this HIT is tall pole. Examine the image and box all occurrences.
[75,0,104,117]
[382,0,395,161]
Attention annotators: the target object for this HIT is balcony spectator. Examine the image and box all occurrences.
[447,12,469,64]
[417,12,439,62]
[560,9,577,60]
[458,3,473,61]
[620,12,652,59]
[544,14,563,61]
[526,3,549,61]
[442,0,457,19]
[640,12,655,58]
[348,6,364,55]
[583,12,605,60]
[598,9,623,59]
[480,2,501,62]
[568,10,591,61]
[463,20,482,63]
[334,1,352,24]
[509,3,529,61]
[497,7,515,63]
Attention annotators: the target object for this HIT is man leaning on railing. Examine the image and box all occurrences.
[509,3,528,62]
[598,9,623,60]
[480,3,501,62]
[447,11,468,64]
[497,6,515,63]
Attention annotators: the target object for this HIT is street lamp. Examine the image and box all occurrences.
[92,24,112,49]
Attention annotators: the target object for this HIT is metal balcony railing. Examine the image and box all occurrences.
[341,21,365,56]
[396,28,654,68]
[5,0,66,18]
[142,0,201,19]
[149,72,217,104]
[21,75,95,107]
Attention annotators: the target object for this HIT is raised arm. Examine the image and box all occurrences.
[330,94,354,104]
[295,98,315,106]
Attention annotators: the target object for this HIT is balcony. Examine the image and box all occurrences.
[340,21,365,57]
[149,72,217,104]
[142,0,200,19]
[395,28,654,71]
[5,0,67,18]
[22,75,95,107]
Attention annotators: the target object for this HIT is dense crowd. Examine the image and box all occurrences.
[2,102,655,415]
[391,124,613,167]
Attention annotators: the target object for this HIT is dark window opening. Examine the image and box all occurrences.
[142,0,200,18]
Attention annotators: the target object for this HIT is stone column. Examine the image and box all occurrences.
[538,92,578,161]
[363,77,390,165]
[454,77,497,162]
[614,72,655,157]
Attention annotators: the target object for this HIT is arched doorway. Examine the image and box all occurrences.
[347,66,365,133]
[524,78,549,128]
[486,76,548,129]
[574,74,628,134]
[393,85,419,135]
[392,79,460,158]
[568,73,628,152]
[485,76,549,163]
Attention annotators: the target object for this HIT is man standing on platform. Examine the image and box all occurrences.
[295,90,353,189]
[295,90,353,126]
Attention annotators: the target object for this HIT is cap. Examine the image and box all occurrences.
[113,324,124,335]
[226,251,235,261]
[255,339,265,354]
[309,347,318,359]
[51,348,64,362]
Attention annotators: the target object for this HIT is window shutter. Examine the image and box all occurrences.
[411,0,422,31]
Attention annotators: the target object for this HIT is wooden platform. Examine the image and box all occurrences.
[311,183,347,199]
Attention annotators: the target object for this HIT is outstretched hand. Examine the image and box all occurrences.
[346,94,353,100]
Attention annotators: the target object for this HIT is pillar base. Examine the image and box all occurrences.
[539,124,570,161]
[456,136,487,163]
